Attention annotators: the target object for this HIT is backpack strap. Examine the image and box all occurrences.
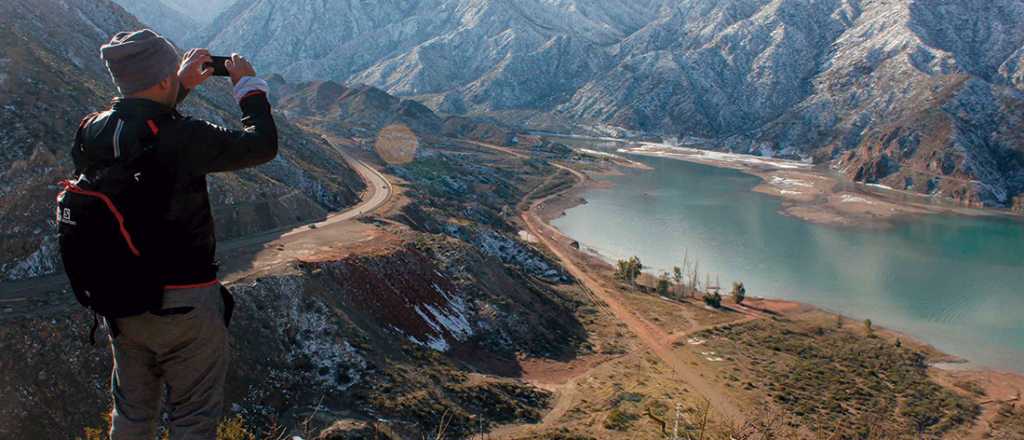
[71,113,100,176]
[74,110,168,178]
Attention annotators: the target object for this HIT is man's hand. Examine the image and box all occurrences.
[225,54,256,86]
[178,48,213,90]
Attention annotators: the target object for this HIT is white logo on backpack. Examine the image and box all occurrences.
[59,207,77,226]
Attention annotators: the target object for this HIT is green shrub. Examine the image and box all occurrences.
[703,291,722,308]
[731,282,746,304]
[603,408,638,431]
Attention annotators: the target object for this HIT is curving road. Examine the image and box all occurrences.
[0,140,391,304]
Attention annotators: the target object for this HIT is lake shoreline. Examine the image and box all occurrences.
[530,155,1024,387]
[621,143,1024,229]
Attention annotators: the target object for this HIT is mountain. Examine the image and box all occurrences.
[195,0,1024,209]
[559,0,1024,209]
[267,75,518,149]
[191,0,662,107]
[267,75,443,136]
[113,0,233,36]
[0,0,365,281]
[159,0,235,23]
[110,0,198,42]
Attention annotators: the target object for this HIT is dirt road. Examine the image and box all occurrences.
[465,140,747,424]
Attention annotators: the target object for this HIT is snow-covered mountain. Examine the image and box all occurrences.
[194,0,1024,209]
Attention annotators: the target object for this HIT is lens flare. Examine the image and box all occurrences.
[374,124,418,165]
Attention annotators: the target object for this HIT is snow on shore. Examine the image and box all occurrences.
[578,148,623,159]
[621,143,813,170]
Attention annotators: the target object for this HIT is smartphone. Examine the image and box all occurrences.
[203,56,231,76]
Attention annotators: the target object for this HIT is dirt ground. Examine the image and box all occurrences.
[474,140,1024,439]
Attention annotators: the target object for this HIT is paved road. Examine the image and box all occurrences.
[0,141,392,302]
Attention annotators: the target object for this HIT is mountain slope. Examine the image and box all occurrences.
[110,0,198,43]
[196,0,1024,209]
[0,0,365,281]
[268,76,443,135]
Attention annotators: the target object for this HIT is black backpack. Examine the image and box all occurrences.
[57,112,168,339]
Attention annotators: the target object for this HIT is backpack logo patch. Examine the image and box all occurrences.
[59,207,76,226]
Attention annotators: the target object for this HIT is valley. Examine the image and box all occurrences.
[182,0,1024,211]
[1,0,1022,438]
[489,138,1024,439]
[2,113,1022,439]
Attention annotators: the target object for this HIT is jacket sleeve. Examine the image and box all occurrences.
[178,92,279,175]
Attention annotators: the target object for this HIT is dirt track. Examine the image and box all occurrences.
[464,140,749,427]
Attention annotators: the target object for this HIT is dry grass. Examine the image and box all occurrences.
[696,317,980,439]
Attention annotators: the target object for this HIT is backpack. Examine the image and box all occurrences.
[57,112,168,340]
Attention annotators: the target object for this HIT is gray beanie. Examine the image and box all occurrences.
[100,29,179,95]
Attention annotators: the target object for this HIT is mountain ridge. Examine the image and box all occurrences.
[194,0,1024,209]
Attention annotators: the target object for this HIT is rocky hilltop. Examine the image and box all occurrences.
[268,75,443,137]
[0,0,365,281]
[267,75,518,145]
[195,0,1024,209]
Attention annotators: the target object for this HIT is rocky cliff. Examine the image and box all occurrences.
[195,0,1024,208]
[0,0,365,281]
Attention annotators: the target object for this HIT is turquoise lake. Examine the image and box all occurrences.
[551,154,1024,372]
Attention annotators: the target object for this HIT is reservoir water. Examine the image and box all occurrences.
[551,154,1024,372]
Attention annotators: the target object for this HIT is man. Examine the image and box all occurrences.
[74,29,277,439]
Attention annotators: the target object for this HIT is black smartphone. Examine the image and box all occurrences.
[203,56,231,76]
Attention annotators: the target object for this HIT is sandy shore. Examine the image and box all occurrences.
[621,143,1022,228]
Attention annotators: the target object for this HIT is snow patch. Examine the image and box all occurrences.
[242,276,367,393]
[404,283,475,353]
[577,148,621,159]
[623,143,812,170]
[517,230,538,243]
[769,176,812,187]
[840,194,874,204]
[2,237,58,281]
[472,229,566,282]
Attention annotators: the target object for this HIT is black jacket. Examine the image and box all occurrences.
[72,86,278,286]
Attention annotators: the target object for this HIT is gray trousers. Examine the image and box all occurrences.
[108,284,229,440]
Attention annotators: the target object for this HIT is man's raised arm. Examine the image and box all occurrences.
[178,53,279,175]
[176,48,213,106]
